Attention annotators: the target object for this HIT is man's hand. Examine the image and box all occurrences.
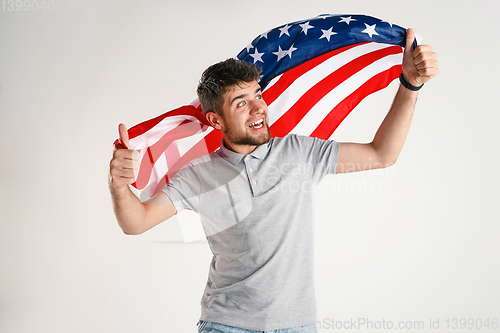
[108,123,176,235]
[402,28,439,87]
[109,123,139,190]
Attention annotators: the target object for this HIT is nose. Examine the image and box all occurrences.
[249,99,266,116]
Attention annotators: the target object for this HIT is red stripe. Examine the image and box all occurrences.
[165,142,181,170]
[262,43,363,105]
[128,105,209,140]
[269,46,403,138]
[310,64,402,139]
[150,129,223,195]
[133,119,207,189]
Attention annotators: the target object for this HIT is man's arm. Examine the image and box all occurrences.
[109,123,176,235]
[335,28,439,174]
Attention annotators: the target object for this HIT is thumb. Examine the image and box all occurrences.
[404,27,416,54]
[118,123,130,149]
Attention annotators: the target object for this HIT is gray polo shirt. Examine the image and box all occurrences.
[161,134,340,331]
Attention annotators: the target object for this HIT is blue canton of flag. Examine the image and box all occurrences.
[237,14,408,90]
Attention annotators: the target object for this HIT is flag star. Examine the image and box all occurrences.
[246,43,254,52]
[260,30,270,39]
[273,46,288,61]
[249,47,265,63]
[279,24,291,38]
[338,16,356,25]
[362,23,379,38]
[317,14,331,19]
[286,45,298,58]
[299,21,314,35]
[319,27,337,42]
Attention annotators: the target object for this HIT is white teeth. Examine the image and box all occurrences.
[249,119,264,127]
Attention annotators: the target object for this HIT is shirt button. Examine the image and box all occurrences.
[245,156,250,161]
[249,168,253,173]
[253,181,257,185]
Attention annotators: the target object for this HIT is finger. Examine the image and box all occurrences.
[413,44,433,55]
[415,58,439,71]
[111,157,139,171]
[110,158,138,180]
[109,160,136,184]
[417,66,439,79]
[111,168,136,179]
[404,28,416,56]
[413,50,438,67]
[123,159,140,171]
[118,123,130,149]
[110,172,135,187]
[113,149,140,164]
[412,45,435,62]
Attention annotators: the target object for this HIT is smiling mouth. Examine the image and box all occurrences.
[248,119,264,129]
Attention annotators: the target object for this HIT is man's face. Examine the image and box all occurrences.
[213,80,270,154]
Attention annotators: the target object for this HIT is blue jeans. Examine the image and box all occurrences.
[197,320,317,333]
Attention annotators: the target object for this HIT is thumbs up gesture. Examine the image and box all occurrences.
[401,28,439,87]
[109,123,140,190]
[115,123,131,150]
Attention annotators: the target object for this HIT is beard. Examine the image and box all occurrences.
[223,122,271,147]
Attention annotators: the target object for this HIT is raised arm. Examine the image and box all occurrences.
[108,123,176,235]
[335,28,439,174]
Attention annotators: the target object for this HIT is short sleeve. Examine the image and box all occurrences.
[160,162,201,214]
[293,135,341,180]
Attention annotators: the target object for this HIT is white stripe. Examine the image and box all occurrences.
[262,74,282,91]
[131,117,200,182]
[267,42,397,125]
[135,149,148,183]
[139,150,166,197]
[151,151,167,186]
[138,125,214,194]
[141,141,180,196]
[175,125,213,156]
[190,98,200,108]
[290,52,403,135]
[128,115,203,150]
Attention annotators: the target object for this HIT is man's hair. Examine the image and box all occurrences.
[197,58,262,116]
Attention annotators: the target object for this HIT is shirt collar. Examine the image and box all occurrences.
[218,138,272,165]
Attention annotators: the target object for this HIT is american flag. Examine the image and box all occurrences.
[120,14,411,199]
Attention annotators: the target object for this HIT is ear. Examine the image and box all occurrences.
[205,111,223,130]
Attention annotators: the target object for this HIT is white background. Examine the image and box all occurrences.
[1,0,499,332]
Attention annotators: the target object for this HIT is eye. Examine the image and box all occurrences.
[237,101,246,107]
[256,94,262,100]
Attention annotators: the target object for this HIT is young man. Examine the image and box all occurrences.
[108,28,438,332]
